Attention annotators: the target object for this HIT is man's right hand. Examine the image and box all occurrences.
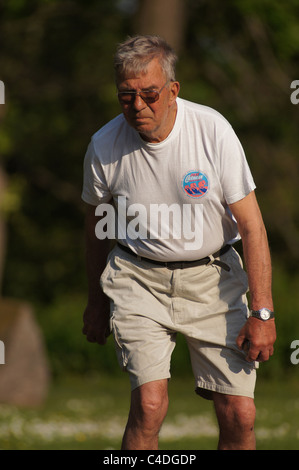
[83,203,113,345]
[82,304,110,345]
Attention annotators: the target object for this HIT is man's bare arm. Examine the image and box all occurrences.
[229,191,276,362]
[82,203,112,345]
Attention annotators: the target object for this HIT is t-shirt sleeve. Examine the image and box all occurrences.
[217,125,256,205]
[81,139,112,205]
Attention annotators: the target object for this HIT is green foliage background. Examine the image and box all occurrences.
[1,0,299,378]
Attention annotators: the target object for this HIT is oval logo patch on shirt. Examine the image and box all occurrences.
[182,170,209,198]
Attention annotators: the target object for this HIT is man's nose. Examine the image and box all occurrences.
[132,94,147,110]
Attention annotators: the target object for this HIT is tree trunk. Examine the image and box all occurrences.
[134,0,186,52]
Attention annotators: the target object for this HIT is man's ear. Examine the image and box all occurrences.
[169,81,180,104]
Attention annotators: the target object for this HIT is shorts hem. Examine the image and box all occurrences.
[195,381,255,401]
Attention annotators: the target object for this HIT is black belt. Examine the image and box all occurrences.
[117,243,231,271]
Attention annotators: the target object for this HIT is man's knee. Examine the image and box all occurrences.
[130,380,169,429]
[139,392,169,420]
[213,393,256,431]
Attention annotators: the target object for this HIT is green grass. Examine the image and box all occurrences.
[0,371,298,450]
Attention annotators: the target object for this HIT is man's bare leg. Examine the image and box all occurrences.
[213,393,256,450]
[121,379,169,450]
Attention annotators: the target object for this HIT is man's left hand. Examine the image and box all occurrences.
[236,316,277,362]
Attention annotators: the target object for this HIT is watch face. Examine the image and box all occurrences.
[260,309,270,320]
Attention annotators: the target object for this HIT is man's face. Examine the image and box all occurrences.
[117,58,180,143]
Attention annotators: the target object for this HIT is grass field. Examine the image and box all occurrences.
[0,370,298,450]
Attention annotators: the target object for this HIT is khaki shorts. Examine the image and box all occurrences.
[100,245,257,400]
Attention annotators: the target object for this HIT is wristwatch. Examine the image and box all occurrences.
[250,308,275,321]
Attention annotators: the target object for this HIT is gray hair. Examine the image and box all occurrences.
[114,35,178,84]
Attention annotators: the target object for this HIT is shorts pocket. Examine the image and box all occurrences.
[110,315,128,370]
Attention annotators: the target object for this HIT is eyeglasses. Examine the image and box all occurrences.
[117,82,169,105]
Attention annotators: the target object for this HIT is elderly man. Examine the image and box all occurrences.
[81,35,276,450]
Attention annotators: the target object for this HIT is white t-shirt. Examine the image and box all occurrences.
[82,97,255,261]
